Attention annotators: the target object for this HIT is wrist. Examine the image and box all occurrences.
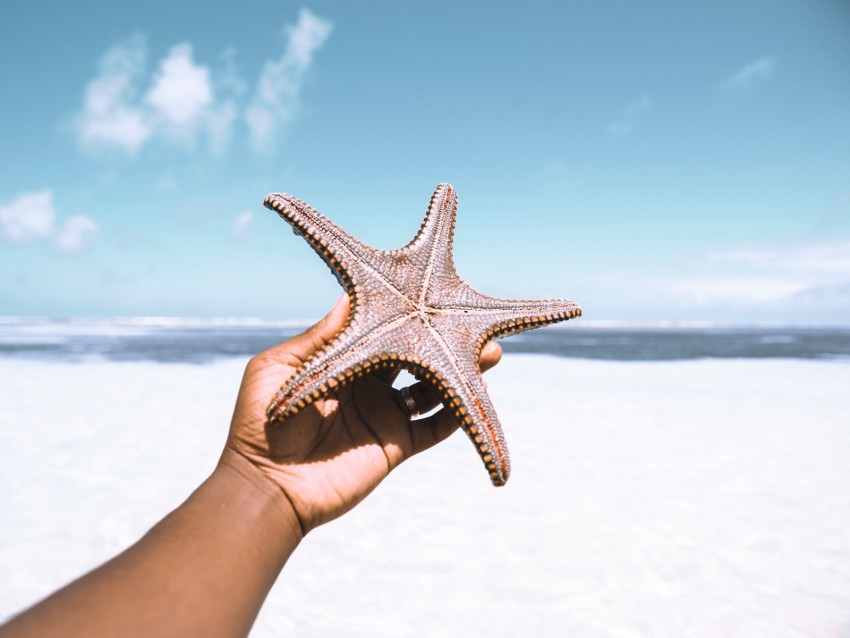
[215,447,305,544]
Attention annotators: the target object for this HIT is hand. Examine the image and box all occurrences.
[222,295,502,535]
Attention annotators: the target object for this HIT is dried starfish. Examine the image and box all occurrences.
[264,184,581,486]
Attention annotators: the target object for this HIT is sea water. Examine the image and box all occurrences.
[1,318,848,363]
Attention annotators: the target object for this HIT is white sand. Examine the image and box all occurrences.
[1,356,849,637]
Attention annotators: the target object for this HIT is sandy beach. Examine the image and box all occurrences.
[1,354,849,637]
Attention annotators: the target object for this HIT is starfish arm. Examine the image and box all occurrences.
[476,299,581,341]
[361,312,515,486]
[264,193,370,257]
[267,306,410,423]
[431,286,582,341]
[424,296,580,486]
[266,192,425,311]
[388,184,459,297]
[264,193,391,297]
[417,316,512,485]
[431,357,511,486]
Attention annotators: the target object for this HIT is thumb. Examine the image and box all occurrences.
[277,294,350,364]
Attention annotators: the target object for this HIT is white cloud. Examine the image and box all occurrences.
[145,44,213,135]
[74,10,332,155]
[0,191,56,242]
[668,276,809,305]
[608,95,652,136]
[77,38,224,153]
[231,210,254,237]
[707,241,850,274]
[246,8,333,151]
[722,56,776,92]
[78,35,152,152]
[663,239,850,307]
[793,282,850,307]
[0,191,98,253]
[54,215,99,254]
[570,238,850,322]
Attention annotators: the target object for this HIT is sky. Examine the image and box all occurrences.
[1,0,848,323]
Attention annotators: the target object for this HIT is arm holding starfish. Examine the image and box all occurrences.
[0,295,502,638]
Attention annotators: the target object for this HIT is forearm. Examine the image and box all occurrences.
[0,450,301,638]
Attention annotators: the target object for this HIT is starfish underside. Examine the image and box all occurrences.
[264,184,581,486]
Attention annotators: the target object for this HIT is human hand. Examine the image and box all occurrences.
[222,295,502,535]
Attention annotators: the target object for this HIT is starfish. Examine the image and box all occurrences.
[264,184,581,486]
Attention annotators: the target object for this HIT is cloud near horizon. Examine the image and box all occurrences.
[0,191,99,254]
[75,9,332,155]
[663,239,850,309]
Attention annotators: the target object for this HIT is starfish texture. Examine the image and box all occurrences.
[264,184,581,486]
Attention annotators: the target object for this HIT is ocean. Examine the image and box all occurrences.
[1,318,848,363]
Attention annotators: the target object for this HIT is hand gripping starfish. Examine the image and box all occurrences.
[264,184,581,486]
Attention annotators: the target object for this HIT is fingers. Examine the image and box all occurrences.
[408,402,462,456]
[479,340,502,374]
[267,294,350,365]
[395,340,504,420]
[392,381,439,418]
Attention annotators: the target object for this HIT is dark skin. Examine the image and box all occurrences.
[0,295,502,638]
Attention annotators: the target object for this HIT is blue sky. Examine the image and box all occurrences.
[1,0,848,322]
